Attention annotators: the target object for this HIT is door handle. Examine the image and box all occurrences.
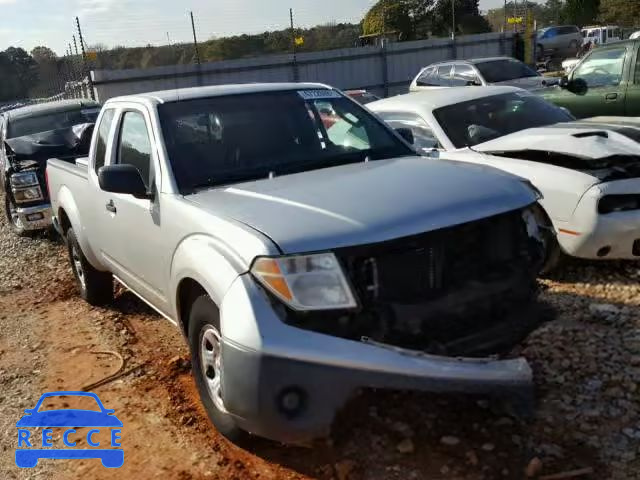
[605,92,618,101]
[105,200,117,214]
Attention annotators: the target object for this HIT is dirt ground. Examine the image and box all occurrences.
[0,217,638,480]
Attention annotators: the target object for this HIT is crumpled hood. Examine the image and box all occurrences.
[4,123,94,163]
[474,124,640,159]
[186,157,537,253]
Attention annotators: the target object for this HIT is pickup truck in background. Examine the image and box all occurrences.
[0,100,100,235]
[47,83,549,444]
[541,38,640,118]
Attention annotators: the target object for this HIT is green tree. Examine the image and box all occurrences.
[599,0,640,26]
[30,46,57,63]
[362,0,414,39]
[563,0,599,26]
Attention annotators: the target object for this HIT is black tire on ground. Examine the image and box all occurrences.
[4,194,29,237]
[66,227,114,305]
[188,294,245,442]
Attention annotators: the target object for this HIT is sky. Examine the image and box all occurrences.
[0,0,522,56]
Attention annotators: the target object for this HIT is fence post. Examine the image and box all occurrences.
[451,37,457,59]
[381,40,389,97]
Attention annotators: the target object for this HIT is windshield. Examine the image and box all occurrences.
[158,89,412,192]
[474,59,540,83]
[433,91,574,148]
[7,107,100,139]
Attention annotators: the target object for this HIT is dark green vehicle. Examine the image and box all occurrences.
[541,38,640,118]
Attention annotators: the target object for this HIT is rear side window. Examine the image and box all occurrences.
[117,112,153,188]
[94,109,115,175]
[416,67,436,86]
[452,64,480,86]
[635,52,640,84]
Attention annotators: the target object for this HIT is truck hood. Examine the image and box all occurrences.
[474,124,640,182]
[185,157,537,253]
[4,123,94,164]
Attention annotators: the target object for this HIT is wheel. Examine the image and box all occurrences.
[4,194,28,237]
[188,294,245,442]
[66,227,114,305]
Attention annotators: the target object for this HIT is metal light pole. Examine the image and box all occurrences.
[451,0,456,40]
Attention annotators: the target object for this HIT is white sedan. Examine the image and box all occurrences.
[368,86,640,271]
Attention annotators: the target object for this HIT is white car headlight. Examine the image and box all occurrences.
[10,172,38,188]
[250,252,357,311]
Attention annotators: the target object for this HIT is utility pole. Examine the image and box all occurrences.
[290,8,299,81]
[503,0,507,32]
[190,11,201,65]
[513,0,518,32]
[75,16,95,100]
[451,0,456,40]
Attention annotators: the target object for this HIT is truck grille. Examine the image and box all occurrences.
[338,210,531,305]
[284,209,545,357]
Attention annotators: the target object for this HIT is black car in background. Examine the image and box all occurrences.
[0,99,100,235]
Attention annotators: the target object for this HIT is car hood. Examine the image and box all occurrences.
[185,157,537,253]
[490,76,556,90]
[16,410,123,428]
[474,124,640,158]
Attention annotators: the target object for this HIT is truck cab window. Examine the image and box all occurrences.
[117,112,152,188]
[573,47,626,87]
[94,109,115,175]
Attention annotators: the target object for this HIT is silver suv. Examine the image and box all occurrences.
[537,25,582,56]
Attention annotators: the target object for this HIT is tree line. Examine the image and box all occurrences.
[0,0,637,102]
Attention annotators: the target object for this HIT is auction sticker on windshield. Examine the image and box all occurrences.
[15,391,123,468]
[298,89,342,100]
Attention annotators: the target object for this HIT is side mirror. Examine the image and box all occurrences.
[559,75,570,88]
[395,127,414,145]
[466,79,482,86]
[98,164,151,199]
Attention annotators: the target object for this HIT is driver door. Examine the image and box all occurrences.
[552,45,629,118]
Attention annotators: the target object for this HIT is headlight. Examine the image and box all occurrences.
[250,252,357,311]
[10,172,38,188]
[13,186,43,203]
[598,194,640,214]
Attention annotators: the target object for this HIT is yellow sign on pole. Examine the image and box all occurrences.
[507,17,523,24]
[86,50,98,61]
[294,37,304,46]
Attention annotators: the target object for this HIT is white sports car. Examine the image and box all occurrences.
[368,86,640,271]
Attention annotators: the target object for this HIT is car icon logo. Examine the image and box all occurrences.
[16,391,123,468]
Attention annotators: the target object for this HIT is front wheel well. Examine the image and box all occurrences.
[176,278,212,336]
[58,208,72,237]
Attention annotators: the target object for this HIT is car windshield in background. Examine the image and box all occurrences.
[158,89,412,192]
[433,92,574,148]
[7,108,100,138]
[474,59,540,83]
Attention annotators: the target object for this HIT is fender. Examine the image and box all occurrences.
[170,233,251,331]
[55,184,105,271]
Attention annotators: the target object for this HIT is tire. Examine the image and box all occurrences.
[188,294,245,442]
[66,228,114,306]
[4,194,28,237]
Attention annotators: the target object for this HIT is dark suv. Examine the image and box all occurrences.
[0,99,100,235]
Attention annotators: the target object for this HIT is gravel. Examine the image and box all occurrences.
[0,212,638,479]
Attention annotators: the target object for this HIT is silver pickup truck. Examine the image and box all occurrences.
[47,83,549,444]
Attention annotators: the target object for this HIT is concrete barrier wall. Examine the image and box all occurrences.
[91,32,514,101]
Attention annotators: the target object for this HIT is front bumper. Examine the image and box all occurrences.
[557,182,640,260]
[15,204,53,231]
[219,274,535,444]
